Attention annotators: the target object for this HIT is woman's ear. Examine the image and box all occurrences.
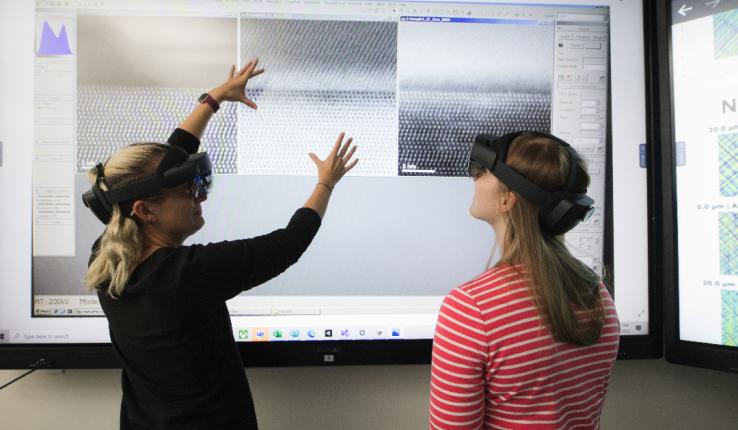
[500,191,517,213]
[131,200,157,225]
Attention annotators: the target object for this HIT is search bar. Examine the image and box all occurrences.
[557,14,606,22]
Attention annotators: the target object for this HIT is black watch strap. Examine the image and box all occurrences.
[198,93,220,113]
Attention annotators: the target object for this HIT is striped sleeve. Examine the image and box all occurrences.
[600,284,620,397]
[429,288,488,430]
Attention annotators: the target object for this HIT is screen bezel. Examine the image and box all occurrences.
[657,0,738,373]
[0,0,662,369]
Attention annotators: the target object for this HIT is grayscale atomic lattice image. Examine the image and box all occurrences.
[398,20,553,177]
[76,16,238,173]
[238,19,398,176]
[78,87,237,173]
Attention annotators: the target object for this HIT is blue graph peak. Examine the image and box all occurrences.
[37,21,73,56]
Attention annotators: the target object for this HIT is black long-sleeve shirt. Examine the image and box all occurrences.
[92,130,322,429]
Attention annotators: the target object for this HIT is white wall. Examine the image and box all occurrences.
[1,359,738,429]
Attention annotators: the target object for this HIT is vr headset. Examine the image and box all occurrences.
[469,131,595,235]
[82,145,212,225]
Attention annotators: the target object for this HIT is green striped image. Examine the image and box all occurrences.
[723,289,738,347]
[714,9,738,59]
[719,212,738,275]
[719,134,738,197]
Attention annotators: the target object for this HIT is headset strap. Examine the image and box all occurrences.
[104,175,164,204]
[492,161,551,207]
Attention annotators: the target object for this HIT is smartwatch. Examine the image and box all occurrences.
[197,93,220,113]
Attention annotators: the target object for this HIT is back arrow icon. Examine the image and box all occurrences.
[678,4,694,16]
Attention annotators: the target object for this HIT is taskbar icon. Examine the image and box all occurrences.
[234,327,403,341]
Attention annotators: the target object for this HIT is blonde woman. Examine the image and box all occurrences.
[429,132,619,430]
[84,59,357,430]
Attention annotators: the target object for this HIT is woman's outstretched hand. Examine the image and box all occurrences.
[309,132,359,190]
[210,59,264,109]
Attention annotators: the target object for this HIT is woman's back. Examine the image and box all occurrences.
[429,265,620,429]
[98,245,255,430]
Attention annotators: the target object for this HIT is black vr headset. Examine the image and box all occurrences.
[82,144,212,225]
[469,131,595,235]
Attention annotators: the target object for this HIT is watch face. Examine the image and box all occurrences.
[197,93,209,103]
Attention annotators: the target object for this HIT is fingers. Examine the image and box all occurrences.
[342,144,357,164]
[311,134,359,185]
[344,158,359,172]
[219,59,262,107]
[337,137,352,157]
[243,58,259,78]
[234,61,251,78]
[339,142,358,175]
[237,61,252,77]
[331,132,345,158]
[243,96,257,110]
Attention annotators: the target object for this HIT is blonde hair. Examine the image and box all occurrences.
[85,143,168,298]
[496,134,604,346]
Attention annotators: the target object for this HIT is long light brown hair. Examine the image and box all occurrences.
[85,143,167,298]
[496,134,604,346]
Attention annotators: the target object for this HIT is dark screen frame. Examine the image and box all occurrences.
[656,0,738,374]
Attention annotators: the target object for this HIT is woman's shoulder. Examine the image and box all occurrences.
[132,242,228,277]
[438,265,530,329]
[171,240,244,257]
[456,264,528,300]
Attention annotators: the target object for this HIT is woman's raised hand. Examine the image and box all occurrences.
[211,59,264,109]
[309,133,359,190]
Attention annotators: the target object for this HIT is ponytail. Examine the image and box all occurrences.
[84,143,167,298]
[498,134,604,346]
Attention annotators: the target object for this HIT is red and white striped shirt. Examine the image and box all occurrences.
[429,264,620,430]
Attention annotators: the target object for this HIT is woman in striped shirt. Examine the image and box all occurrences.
[429,132,620,430]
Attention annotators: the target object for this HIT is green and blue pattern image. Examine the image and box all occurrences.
[720,212,738,275]
[719,134,738,197]
[714,8,738,59]
[723,290,738,347]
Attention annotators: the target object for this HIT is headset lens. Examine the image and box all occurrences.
[582,206,595,223]
[193,175,211,199]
